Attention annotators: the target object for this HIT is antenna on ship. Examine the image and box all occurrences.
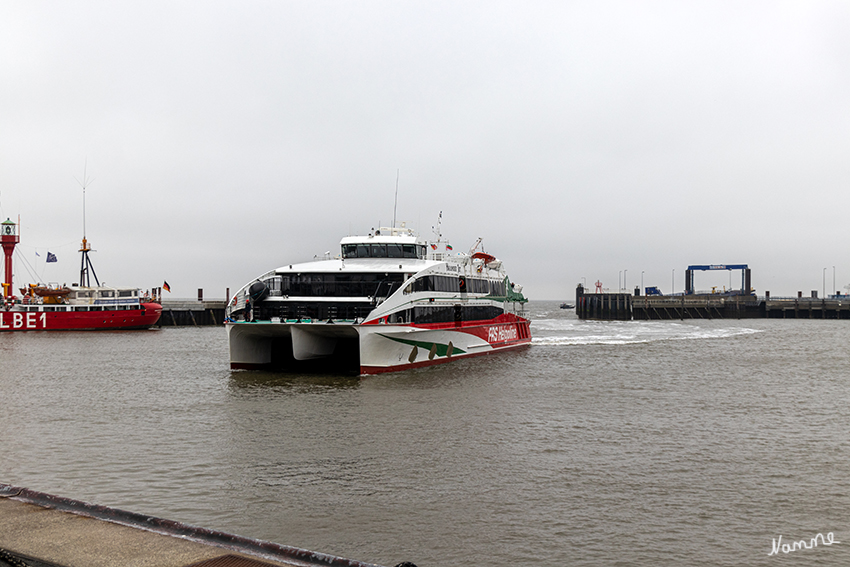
[432,210,443,242]
[392,169,399,229]
[74,164,100,288]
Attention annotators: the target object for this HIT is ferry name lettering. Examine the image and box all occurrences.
[488,325,518,343]
[769,532,839,556]
[0,312,47,329]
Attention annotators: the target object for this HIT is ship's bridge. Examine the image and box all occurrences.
[340,226,427,260]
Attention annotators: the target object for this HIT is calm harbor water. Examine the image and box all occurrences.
[1,301,848,566]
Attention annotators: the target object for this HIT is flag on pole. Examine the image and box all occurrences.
[46,252,57,263]
[446,244,453,250]
[35,251,40,257]
[163,281,171,292]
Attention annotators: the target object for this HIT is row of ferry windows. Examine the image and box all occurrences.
[341,243,426,259]
[261,273,506,298]
[265,273,406,297]
[406,276,507,296]
[251,302,503,323]
[388,305,505,324]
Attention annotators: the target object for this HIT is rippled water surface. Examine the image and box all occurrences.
[2,301,849,566]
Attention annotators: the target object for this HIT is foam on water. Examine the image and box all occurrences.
[530,318,762,346]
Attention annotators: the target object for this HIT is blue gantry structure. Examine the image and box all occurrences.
[685,264,752,296]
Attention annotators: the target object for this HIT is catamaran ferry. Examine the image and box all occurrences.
[226,224,531,375]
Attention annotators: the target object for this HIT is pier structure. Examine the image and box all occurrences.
[158,299,226,326]
[156,289,227,326]
[576,285,850,320]
[0,483,386,567]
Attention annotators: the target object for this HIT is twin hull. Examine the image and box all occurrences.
[227,316,531,375]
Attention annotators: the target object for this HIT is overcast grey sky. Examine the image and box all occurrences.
[2,1,849,300]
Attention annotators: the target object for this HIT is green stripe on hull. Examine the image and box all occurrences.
[376,333,467,356]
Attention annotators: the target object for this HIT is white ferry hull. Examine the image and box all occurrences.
[358,319,530,374]
[227,317,531,375]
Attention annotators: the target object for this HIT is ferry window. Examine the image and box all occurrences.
[389,309,412,323]
[492,280,506,296]
[470,279,488,294]
[342,244,358,258]
[265,276,283,296]
[411,276,460,293]
[370,244,387,258]
[100,291,115,298]
[356,244,371,257]
[285,273,405,297]
[464,305,504,321]
[412,277,432,293]
[413,305,454,323]
[387,244,403,258]
[434,276,460,292]
[402,245,417,258]
[119,290,133,297]
[418,245,426,258]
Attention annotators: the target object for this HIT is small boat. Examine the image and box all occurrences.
[226,223,531,375]
[560,302,574,309]
[1,217,161,331]
[33,286,71,297]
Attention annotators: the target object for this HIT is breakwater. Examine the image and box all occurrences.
[576,285,850,320]
[0,483,385,567]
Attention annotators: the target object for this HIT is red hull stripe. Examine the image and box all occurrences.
[0,303,161,331]
[380,317,532,346]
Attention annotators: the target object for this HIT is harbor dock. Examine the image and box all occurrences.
[576,285,850,321]
[0,483,385,567]
[149,288,228,326]
[158,299,226,326]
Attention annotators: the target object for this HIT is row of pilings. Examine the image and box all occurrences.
[157,300,226,326]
